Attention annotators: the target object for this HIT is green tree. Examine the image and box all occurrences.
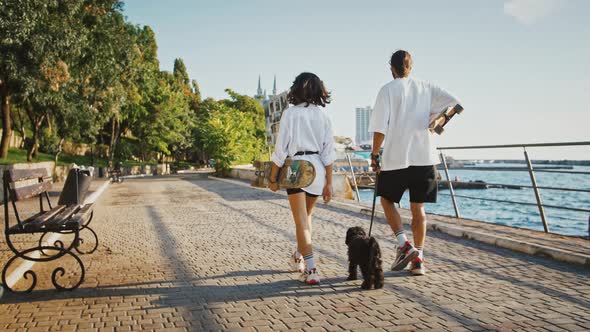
[116,25,160,162]
[133,70,191,162]
[199,90,267,175]
[173,58,190,86]
[0,0,63,158]
[221,89,266,159]
[191,80,202,107]
[0,0,122,161]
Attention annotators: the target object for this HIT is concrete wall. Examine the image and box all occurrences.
[0,162,56,203]
[230,165,257,182]
[0,130,91,156]
[62,141,91,156]
[1,162,171,203]
[0,130,24,149]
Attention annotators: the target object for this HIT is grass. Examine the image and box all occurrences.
[0,148,109,166]
[0,148,154,167]
[0,148,56,165]
[121,160,157,167]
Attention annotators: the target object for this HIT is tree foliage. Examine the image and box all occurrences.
[0,0,268,172]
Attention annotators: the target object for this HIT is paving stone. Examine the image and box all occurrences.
[1,176,589,331]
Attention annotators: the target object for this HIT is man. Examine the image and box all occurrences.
[368,50,461,276]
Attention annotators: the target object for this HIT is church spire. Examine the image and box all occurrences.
[257,75,263,96]
[272,75,277,96]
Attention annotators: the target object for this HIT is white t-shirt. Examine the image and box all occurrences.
[271,104,336,195]
[368,77,460,171]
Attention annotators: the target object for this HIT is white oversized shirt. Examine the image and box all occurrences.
[271,104,336,195]
[368,77,460,171]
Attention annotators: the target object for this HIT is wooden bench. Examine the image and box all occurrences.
[2,168,96,292]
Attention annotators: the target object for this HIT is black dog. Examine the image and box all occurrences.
[345,226,384,290]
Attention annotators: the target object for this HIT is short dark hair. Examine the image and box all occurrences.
[390,50,413,77]
[287,72,331,107]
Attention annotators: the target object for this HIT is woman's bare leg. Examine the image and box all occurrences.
[288,192,312,256]
[305,194,319,236]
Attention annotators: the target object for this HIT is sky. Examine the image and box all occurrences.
[123,0,589,160]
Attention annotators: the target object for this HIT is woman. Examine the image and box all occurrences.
[269,72,336,285]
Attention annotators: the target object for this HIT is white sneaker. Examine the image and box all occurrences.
[289,252,304,273]
[299,268,320,285]
[391,241,419,271]
[409,258,426,276]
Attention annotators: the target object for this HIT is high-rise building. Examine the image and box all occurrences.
[355,107,373,145]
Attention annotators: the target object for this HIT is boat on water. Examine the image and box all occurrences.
[348,173,493,190]
[438,180,488,189]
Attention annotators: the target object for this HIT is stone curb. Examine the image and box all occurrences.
[209,176,590,267]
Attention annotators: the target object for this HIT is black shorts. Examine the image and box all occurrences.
[286,188,320,198]
[377,166,438,203]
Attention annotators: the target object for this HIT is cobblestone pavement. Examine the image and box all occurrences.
[1,175,589,332]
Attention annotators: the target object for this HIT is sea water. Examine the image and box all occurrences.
[356,163,590,237]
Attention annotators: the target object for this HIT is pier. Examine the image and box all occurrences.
[1,174,588,331]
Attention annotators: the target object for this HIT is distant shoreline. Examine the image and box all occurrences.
[459,160,590,167]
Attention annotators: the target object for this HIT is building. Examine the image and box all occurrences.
[254,75,278,107]
[355,107,373,145]
[255,75,288,147]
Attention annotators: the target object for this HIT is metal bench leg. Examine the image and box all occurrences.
[74,226,99,255]
[2,231,85,292]
[75,212,99,255]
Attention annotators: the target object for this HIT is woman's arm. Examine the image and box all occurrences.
[323,164,333,203]
[268,163,280,192]
[270,111,290,168]
[320,114,336,202]
[269,111,290,192]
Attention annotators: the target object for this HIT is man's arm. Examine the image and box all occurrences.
[371,132,385,172]
[372,133,384,155]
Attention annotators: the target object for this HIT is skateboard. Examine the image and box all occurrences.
[252,158,316,189]
[429,104,464,135]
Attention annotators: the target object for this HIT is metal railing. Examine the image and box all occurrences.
[437,141,590,236]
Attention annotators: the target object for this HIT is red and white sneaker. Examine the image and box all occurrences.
[299,268,320,285]
[410,257,426,276]
[391,241,419,271]
[289,252,305,273]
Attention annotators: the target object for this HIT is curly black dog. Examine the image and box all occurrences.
[345,226,384,290]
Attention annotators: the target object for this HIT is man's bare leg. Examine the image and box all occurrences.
[381,197,419,271]
[410,202,426,248]
[381,196,403,233]
[409,202,427,275]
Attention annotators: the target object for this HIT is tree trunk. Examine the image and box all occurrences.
[0,82,11,159]
[15,107,26,149]
[108,116,120,168]
[25,107,45,162]
[54,137,65,165]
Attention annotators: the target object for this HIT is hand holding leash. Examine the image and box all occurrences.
[370,153,381,173]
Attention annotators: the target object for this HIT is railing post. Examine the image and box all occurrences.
[524,147,549,233]
[440,151,461,218]
[345,153,361,203]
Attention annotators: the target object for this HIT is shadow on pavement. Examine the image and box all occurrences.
[189,177,590,319]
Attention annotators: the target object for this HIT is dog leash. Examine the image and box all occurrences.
[368,172,379,237]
